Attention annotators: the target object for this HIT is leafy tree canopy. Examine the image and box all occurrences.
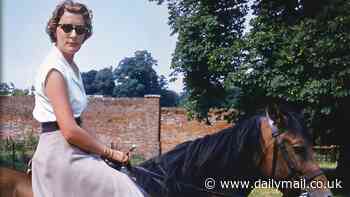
[151,1,350,187]
[233,0,350,144]
[150,0,249,120]
[0,82,31,96]
[82,68,115,96]
[150,0,350,136]
[113,50,161,97]
[0,83,11,96]
[82,50,180,106]
[82,70,98,95]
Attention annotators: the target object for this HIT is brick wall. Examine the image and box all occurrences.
[82,95,160,159]
[0,96,231,159]
[0,95,160,159]
[160,108,232,153]
[0,96,39,141]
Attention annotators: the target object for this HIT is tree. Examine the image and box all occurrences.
[158,75,181,107]
[94,67,115,96]
[81,51,180,106]
[149,0,248,120]
[160,89,180,107]
[232,0,350,140]
[81,68,115,96]
[30,86,35,96]
[113,50,162,97]
[151,0,350,191]
[12,89,29,96]
[82,70,98,95]
[0,82,30,96]
[237,0,350,191]
[0,82,10,95]
[150,0,350,138]
[113,50,180,106]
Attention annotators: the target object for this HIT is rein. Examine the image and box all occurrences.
[130,166,235,197]
[264,109,325,192]
[126,108,327,197]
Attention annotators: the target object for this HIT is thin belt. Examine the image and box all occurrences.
[41,117,82,133]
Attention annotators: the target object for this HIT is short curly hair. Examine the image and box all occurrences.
[46,0,93,43]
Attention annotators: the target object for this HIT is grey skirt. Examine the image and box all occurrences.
[32,131,145,197]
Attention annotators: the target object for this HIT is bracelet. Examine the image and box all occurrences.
[110,149,114,159]
[103,147,126,161]
[103,147,113,159]
[103,147,108,157]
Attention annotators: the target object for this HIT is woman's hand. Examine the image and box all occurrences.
[111,150,129,163]
[103,148,129,163]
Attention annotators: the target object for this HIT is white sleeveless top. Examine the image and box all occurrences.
[33,45,88,122]
[31,46,146,197]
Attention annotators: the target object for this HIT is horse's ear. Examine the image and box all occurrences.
[266,103,287,133]
[266,103,279,121]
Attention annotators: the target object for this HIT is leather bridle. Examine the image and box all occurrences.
[264,109,325,193]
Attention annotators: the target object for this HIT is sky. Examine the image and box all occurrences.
[1,0,183,93]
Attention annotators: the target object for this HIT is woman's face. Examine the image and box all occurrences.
[55,11,87,58]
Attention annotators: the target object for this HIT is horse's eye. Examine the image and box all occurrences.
[293,145,306,154]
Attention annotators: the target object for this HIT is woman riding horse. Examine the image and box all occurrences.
[0,104,334,196]
[128,104,333,197]
[30,1,145,196]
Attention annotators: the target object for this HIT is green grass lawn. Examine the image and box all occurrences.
[249,188,282,197]
[319,161,338,169]
[249,189,347,197]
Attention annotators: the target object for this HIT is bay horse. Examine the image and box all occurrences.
[0,104,333,197]
[0,167,32,197]
[128,105,333,197]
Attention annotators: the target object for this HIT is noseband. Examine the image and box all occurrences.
[264,110,325,192]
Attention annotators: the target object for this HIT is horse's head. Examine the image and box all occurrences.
[257,104,333,197]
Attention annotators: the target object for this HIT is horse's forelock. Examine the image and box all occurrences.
[234,115,265,164]
[283,110,312,143]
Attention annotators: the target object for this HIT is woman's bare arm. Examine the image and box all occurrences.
[45,69,106,156]
[45,69,129,162]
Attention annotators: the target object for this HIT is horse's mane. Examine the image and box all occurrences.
[133,106,308,196]
[135,114,265,195]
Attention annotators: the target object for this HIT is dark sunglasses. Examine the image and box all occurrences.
[58,24,89,35]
